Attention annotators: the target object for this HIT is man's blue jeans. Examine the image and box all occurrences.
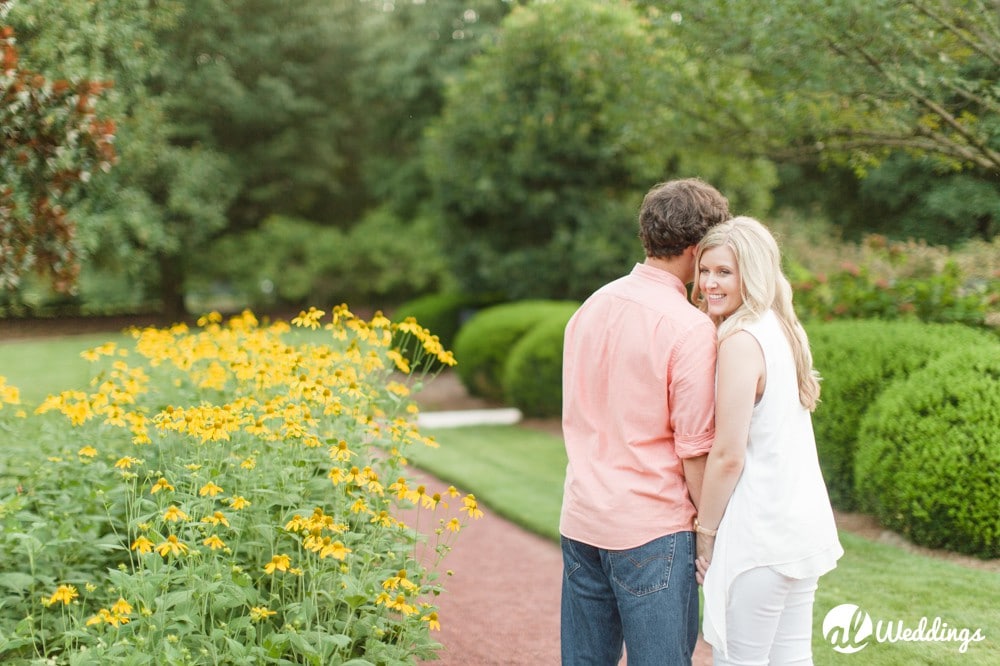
[560,531,698,665]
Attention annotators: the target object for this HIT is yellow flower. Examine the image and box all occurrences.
[150,477,174,494]
[386,381,410,397]
[264,554,291,574]
[78,445,98,458]
[291,307,325,330]
[388,477,409,500]
[461,494,484,519]
[249,605,276,622]
[389,594,418,616]
[199,481,224,497]
[87,607,128,627]
[321,540,351,561]
[370,510,396,528]
[155,535,189,557]
[163,505,189,522]
[111,597,133,616]
[386,350,411,374]
[445,518,462,533]
[131,536,154,554]
[114,456,140,470]
[202,511,230,528]
[382,569,418,592]
[422,611,441,631]
[240,456,256,470]
[86,610,108,626]
[197,311,223,327]
[0,377,21,405]
[330,439,355,461]
[80,342,118,362]
[44,584,78,606]
[228,496,251,510]
[203,535,227,550]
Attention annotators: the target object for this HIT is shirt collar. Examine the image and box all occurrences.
[630,262,688,296]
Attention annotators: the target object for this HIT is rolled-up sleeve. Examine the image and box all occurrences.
[669,319,717,459]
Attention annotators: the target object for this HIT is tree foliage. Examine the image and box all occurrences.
[349,0,512,217]
[0,4,116,295]
[5,0,363,315]
[426,0,775,300]
[664,0,1000,174]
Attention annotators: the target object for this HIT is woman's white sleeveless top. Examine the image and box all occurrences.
[703,309,843,655]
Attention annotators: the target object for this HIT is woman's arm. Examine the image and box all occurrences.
[695,330,764,570]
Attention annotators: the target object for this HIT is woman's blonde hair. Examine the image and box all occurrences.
[692,216,821,410]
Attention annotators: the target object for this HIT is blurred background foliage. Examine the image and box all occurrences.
[1,0,998,324]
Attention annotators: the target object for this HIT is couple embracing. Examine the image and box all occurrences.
[559,179,843,665]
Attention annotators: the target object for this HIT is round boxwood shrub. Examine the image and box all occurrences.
[452,300,580,401]
[502,308,575,418]
[804,319,994,510]
[391,292,504,371]
[854,345,1000,558]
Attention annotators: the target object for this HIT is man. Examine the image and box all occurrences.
[560,178,730,665]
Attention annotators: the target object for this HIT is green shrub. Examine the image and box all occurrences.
[453,300,580,401]
[805,319,994,510]
[788,231,999,329]
[188,209,454,310]
[854,345,1000,558]
[502,309,575,418]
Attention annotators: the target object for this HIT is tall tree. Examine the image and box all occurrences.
[8,0,362,316]
[660,0,1000,174]
[349,0,512,218]
[425,0,774,300]
[0,1,116,296]
[6,0,234,316]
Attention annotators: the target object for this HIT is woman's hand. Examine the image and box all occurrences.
[695,533,714,584]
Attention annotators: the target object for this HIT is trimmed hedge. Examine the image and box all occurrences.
[502,308,576,418]
[854,345,1000,558]
[452,300,580,401]
[804,319,994,510]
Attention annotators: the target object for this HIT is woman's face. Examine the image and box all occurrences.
[698,245,743,319]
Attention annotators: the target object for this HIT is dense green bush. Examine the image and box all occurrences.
[452,300,580,401]
[805,319,994,510]
[854,345,1000,558]
[502,308,576,418]
[188,210,453,310]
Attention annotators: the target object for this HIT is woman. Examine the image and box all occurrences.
[691,216,843,665]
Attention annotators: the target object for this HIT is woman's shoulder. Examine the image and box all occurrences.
[718,327,762,359]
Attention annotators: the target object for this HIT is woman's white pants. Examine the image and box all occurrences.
[712,566,818,666]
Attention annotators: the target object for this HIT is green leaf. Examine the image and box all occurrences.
[0,573,36,593]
